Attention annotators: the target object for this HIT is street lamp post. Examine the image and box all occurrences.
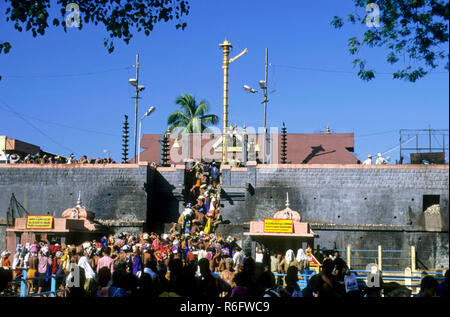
[138,106,156,163]
[129,54,146,164]
[243,48,270,163]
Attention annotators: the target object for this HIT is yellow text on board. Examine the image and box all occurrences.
[264,218,293,233]
[26,215,53,229]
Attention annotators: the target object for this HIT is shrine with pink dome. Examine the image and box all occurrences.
[244,193,318,253]
[5,193,106,252]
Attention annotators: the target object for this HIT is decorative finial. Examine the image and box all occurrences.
[219,38,232,48]
[286,192,290,209]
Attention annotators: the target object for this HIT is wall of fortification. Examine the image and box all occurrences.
[220,165,449,232]
[1,163,448,269]
[0,164,150,250]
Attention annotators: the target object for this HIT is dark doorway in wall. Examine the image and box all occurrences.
[423,195,440,211]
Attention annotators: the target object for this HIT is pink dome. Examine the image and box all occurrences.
[273,208,301,222]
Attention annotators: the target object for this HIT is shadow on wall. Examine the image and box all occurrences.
[302,145,336,164]
[148,170,179,232]
[220,188,234,206]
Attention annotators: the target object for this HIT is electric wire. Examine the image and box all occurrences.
[355,129,398,138]
[270,63,448,75]
[0,104,120,137]
[381,130,426,156]
[0,99,76,155]
[1,66,133,79]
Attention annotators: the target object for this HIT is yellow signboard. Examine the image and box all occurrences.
[26,215,53,229]
[264,218,293,233]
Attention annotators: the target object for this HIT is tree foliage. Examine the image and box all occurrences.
[168,93,219,134]
[331,0,449,82]
[0,0,190,54]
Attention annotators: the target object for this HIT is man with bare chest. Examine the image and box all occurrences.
[220,258,236,288]
[27,253,38,295]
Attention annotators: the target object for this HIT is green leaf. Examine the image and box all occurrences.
[2,0,191,54]
[331,16,344,28]
[0,42,12,54]
[168,93,219,133]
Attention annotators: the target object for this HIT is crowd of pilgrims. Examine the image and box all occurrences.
[1,232,447,298]
[8,153,117,164]
[0,160,448,298]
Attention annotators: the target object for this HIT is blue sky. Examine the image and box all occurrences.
[0,0,448,163]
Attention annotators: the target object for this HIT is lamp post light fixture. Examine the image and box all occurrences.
[243,85,258,94]
[129,54,147,164]
[244,48,269,163]
[243,48,270,163]
[138,106,156,163]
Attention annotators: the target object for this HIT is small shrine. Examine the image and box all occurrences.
[244,193,320,270]
[61,192,101,231]
[244,193,317,239]
[6,192,107,254]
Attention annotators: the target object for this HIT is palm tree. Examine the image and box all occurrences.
[167,93,219,133]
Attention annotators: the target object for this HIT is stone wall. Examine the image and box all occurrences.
[220,165,449,230]
[147,166,185,232]
[0,164,149,250]
[0,163,448,269]
[217,164,449,269]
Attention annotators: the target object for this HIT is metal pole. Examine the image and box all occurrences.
[416,134,418,153]
[399,130,402,164]
[138,118,142,163]
[378,245,382,271]
[20,269,27,297]
[134,54,139,164]
[264,48,268,130]
[346,245,351,269]
[428,124,432,152]
[50,274,56,297]
[263,48,268,163]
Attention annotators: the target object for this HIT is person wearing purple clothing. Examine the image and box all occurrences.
[132,246,142,276]
[210,162,220,183]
